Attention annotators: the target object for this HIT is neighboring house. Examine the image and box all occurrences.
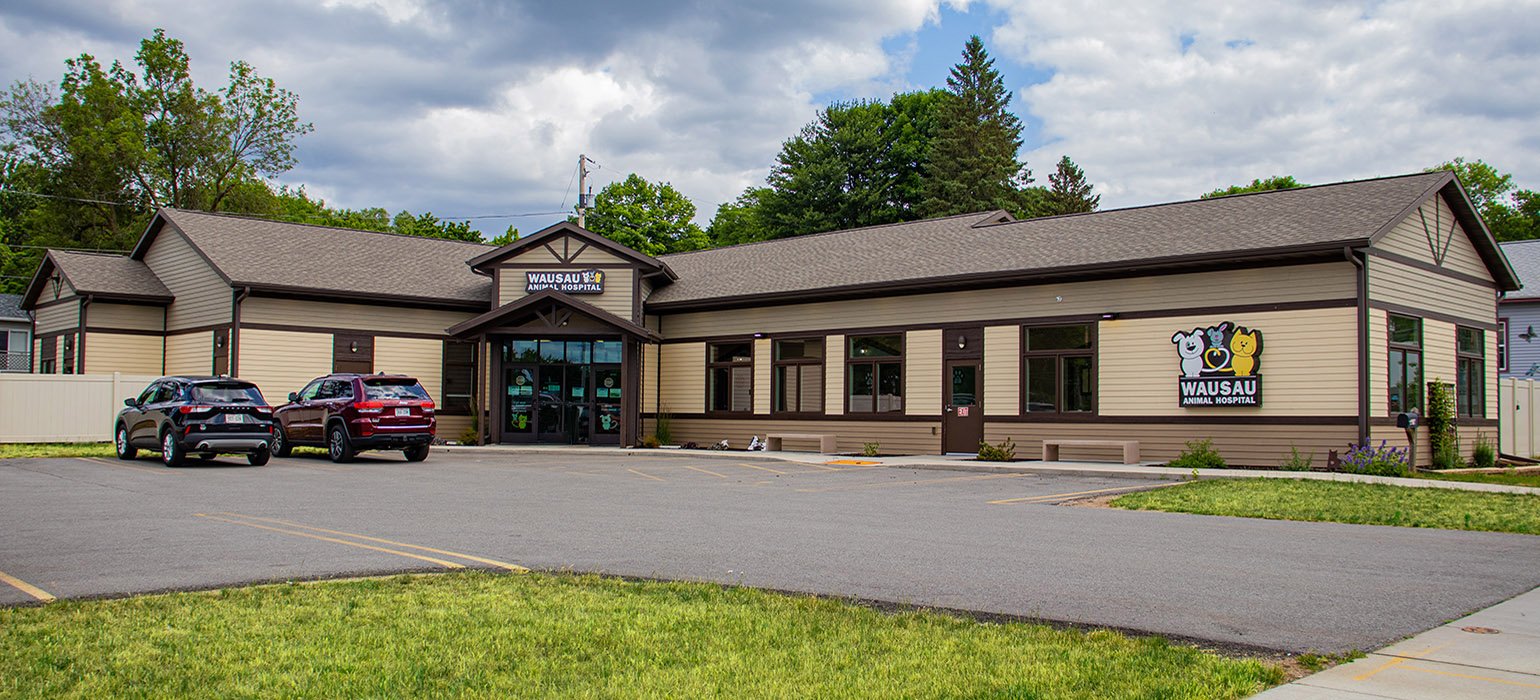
[20,171,1518,464]
[1498,239,1540,377]
[0,294,31,372]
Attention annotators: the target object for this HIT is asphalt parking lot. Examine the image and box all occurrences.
[2,449,1538,653]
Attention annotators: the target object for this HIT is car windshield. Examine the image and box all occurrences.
[362,379,430,401]
[190,382,265,404]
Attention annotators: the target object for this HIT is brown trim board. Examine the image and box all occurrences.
[1367,300,1499,331]
[241,322,449,341]
[1365,249,1498,288]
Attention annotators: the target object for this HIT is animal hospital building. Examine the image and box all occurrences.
[22,171,1519,466]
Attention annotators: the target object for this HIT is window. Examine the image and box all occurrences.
[363,378,431,401]
[1022,324,1094,413]
[317,379,353,400]
[772,338,823,414]
[152,382,177,404]
[190,382,264,404]
[847,334,903,413]
[442,340,476,415]
[61,333,75,374]
[1498,319,1508,373]
[298,380,323,401]
[38,336,56,374]
[136,382,160,405]
[1388,314,1423,414]
[1456,327,1485,418]
[707,341,753,412]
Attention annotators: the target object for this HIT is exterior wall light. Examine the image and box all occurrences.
[349,341,360,353]
[957,334,967,349]
[1101,312,1118,320]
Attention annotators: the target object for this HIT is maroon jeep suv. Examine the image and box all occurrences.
[272,373,436,462]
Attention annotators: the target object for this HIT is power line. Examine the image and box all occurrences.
[436,211,571,221]
[0,188,139,207]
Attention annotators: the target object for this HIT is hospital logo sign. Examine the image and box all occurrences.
[1170,321,1263,407]
[526,269,606,294]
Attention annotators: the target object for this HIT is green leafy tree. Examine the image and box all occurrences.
[487,226,519,247]
[708,187,771,246]
[583,173,709,256]
[920,36,1032,218]
[1201,175,1307,199]
[1040,156,1100,216]
[1427,157,1540,241]
[391,210,479,242]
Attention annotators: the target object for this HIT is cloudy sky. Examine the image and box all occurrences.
[2,0,1537,234]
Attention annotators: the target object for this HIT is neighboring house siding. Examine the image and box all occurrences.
[89,303,163,332]
[982,326,1020,416]
[1503,304,1540,377]
[144,228,230,330]
[237,329,332,402]
[84,333,164,375]
[164,332,212,376]
[34,300,80,335]
[240,297,471,336]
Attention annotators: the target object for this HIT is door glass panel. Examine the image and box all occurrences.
[538,340,565,364]
[507,340,539,363]
[595,368,621,402]
[567,365,589,401]
[1026,357,1057,412]
[566,341,591,365]
[1063,356,1093,412]
[506,367,534,433]
[951,365,977,407]
[566,403,589,443]
[596,404,621,434]
[593,340,622,364]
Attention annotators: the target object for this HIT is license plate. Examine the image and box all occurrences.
[394,407,412,417]
[224,413,246,424]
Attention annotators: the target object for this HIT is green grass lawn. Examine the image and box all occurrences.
[0,443,115,459]
[0,572,1282,699]
[1416,469,1540,488]
[1113,478,1540,534]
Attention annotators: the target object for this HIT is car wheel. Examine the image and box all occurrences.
[247,445,271,466]
[270,426,292,458]
[327,423,355,463]
[403,444,430,462]
[161,430,184,467]
[115,425,137,460]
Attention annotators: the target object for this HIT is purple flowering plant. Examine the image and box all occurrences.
[1340,440,1410,477]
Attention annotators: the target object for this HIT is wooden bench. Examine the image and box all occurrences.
[766,433,838,454]
[1041,439,1141,465]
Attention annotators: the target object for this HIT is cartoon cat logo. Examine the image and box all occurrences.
[1229,329,1262,376]
[1171,330,1206,378]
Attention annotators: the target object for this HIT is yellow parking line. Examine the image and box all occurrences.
[736,462,787,475]
[214,513,527,572]
[987,484,1165,505]
[798,472,1022,493]
[627,468,665,482]
[195,514,465,569]
[0,569,55,602]
[78,457,172,475]
[684,465,728,478]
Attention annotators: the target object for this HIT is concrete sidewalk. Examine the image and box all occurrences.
[440,444,1540,496]
[1255,585,1540,699]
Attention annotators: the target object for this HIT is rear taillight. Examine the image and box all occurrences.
[421,400,435,414]
[355,401,384,413]
[253,406,272,414]
[178,405,213,414]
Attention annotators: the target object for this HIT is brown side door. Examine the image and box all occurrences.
[943,359,983,454]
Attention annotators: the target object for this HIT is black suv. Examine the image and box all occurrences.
[272,373,436,463]
[115,377,276,467]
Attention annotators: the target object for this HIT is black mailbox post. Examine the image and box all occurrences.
[1397,410,1420,469]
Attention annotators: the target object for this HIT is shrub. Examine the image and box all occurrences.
[1340,440,1410,477]
[654,410,674,446]
[1281,445,1314,471]
[1432,438,1463,470]
[639,435,661,449]
[1471,433,1497,469]
[977,438,1017,462]
[862,441,881,457]
[1426,380,1458,465]
[1167,438,1225,470]
[458,416,480,446]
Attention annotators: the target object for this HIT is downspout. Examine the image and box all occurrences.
[231,287,250,376]
[78,295,92,373]
[1347,247,1369,444]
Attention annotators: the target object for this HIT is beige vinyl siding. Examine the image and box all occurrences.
[1422,320,1457,391]
[571,244,628,265]
[498,269,530,306]
[825,334,844,415]
[644,417,940,455]
[32,338,40,372]
[985,422,1358,467]
[375,336,444,407]
[35,301,80,334]
[657,342,705,414]
[83,333,163,375]
[660,262,1355,338]
[1369,310,1389,417]
[144,228,230,330]
[905,329,942,415]
[753,338,771,415]
[241,297,471,336]
[237,329,332,402]
[1098,307,1358,416]
[1367,256,1496,322]
[983,326,1020,416]
[1486,328,1499,418]
[642,342,660,413]
[164,332,211,376]
[1373,196,1493,281]
[90,303,163,331]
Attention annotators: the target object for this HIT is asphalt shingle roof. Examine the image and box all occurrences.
[156,209,495,305]
[0,293,27,321]
[49,250,174,301]
[1499,239,1540,299]
[650,172,1454,307]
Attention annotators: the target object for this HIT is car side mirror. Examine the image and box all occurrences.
[124,398,137,408]
[288,392,299,402]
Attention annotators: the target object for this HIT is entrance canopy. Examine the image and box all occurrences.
[446,289,662,341]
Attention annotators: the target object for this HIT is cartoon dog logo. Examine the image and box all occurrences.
[1229,330,1261,376]
[1171,330,1206,378]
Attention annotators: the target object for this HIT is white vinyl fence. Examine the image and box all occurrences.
[1500,377,1540,458]
[0,373,162,443]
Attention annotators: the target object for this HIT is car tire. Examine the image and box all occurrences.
[327,423,356,463]
[161,430,184,467]
[403,444,430,462]
[115,424,137,460]
[271,426,292,458]
[247,446,271,466]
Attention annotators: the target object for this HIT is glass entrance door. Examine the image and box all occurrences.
[502,338,623,444]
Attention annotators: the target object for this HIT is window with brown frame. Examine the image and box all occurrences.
[1456,326,1485,418]
[707,341,753,413]
[847,334,903,413]
[772,338,823,414]
[38,335,56,374]
[1388,314,1422,414]
[60,333,75,374]
[1022,324,1094,413]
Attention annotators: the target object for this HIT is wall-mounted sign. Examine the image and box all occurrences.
[526,269,605,294]
[1170,321,1263,407]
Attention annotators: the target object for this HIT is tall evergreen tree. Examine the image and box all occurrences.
[1041,156,1099,216]
[920,36,1032,218]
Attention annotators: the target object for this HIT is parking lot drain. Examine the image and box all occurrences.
[826,460,879,465]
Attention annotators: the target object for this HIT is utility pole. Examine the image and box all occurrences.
[576,154,593,228]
